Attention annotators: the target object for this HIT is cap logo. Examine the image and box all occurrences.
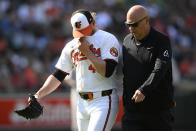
[75,21,81,29]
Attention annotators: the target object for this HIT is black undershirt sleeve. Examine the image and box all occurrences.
[52,69,69,82]
[105,60,117,78]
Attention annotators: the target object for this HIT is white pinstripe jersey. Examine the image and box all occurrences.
[55,30,120,92]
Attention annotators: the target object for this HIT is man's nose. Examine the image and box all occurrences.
[129,26,135,32]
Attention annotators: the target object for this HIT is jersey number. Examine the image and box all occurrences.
[89,64,96,73]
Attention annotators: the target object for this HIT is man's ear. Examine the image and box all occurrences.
[146,17,150,24]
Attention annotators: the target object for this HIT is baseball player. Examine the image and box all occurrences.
[32,9,120,131]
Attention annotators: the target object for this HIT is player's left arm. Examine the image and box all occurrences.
[78,37,118,77]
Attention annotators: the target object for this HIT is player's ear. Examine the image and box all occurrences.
[91,20,95,26]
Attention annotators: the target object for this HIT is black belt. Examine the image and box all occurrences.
[79,89,113,100]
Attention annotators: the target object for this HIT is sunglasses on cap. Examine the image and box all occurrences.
[125,16,147,27]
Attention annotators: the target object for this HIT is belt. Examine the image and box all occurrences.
[79,89,113,100]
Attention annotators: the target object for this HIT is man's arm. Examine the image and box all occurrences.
[34,75,61,100]
[138,36,172,96]
[34,70,68,100]
[78,37,117,77]
[132,36,172,103]
[84,48,106,76]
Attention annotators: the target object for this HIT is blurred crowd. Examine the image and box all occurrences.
[0,0,195,93]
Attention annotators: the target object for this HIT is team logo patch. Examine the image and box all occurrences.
[75,21,81,29]
[110,47,118,57]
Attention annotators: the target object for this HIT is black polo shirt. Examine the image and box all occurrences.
[123,27,174,113]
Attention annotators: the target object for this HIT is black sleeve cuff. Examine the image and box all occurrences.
[138,86,152,97]
[105,59,117,78]
[52,69,69,82]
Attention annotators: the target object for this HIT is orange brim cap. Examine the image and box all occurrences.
[72,24,92,38]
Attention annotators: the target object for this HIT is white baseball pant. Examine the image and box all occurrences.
[77,89,119,131]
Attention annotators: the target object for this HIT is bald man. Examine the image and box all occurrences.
[122,5,175,131]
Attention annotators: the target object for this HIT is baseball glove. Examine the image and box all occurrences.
[14,94,43,120]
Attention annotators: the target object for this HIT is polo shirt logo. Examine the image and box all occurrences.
[163,50,169,57]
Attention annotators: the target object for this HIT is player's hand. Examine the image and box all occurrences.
[15,94,43,120]
[78,37,90,55]
[132,90,145,103]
